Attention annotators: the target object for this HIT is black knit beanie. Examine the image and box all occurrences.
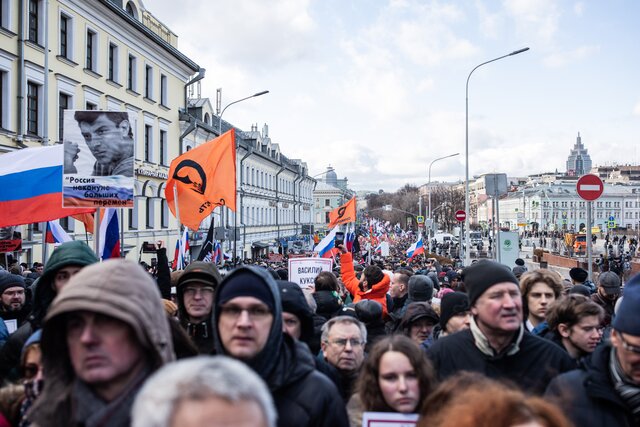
[217,270,275,312]
[463,260,519,306]
[439,292,470,330]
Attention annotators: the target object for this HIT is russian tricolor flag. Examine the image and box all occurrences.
[314,228,338,258]
[45,220,73,244]
[172,228,190,270]
[406,236,424,260]
[99,208,120,260]
[0,146,94,227]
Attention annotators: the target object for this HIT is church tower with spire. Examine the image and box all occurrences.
[566,132,592,176]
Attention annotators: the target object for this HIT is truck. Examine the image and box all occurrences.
[469,231,483,248]
[564,233,587,256]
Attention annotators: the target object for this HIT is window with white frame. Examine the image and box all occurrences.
[146,197,155,229]
[127,54,137,91]
[86,29,97,72]
[129,198,138,229]
[161,199,169,228]
[108,42,118,82]
[58,92,71,142]
[144,124,152,162]
[144,64,153,99]
[160,74,167,106]
[1,0,11,30]
[159,129,168,165]
[0,70,6,129]
[28,0,41,44]
[26,81,40,135]
[59,13,73,59]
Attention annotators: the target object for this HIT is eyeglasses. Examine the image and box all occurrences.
[327,338,365,349]
[183,287,214,298]
[219,304,272,320]
[2,289,25,297]
[618,332,640,354]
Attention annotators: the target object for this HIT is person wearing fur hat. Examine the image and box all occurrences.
[545,273,640,426]
[0,241,99,383]
[426,260,575,394]
[27,259,174,427]
[213,266,348,427]
[175,261,222,354]
[569,267,596,294]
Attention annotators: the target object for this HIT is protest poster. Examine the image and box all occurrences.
[362,412,419,427]
[288,257,333,289]
[62,110,135,208]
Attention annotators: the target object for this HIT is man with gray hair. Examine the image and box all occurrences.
[320,315,367,402]
[132,356,277,427]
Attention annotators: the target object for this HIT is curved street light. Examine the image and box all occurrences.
[464,47,529,266]
[219,90,269,135]
[427,153,459,236]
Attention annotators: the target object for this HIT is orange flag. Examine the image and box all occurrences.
[328,196,356,229]
[165,130,237,230]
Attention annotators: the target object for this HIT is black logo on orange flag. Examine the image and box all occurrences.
[172,160,207,195]
[337,206,346,218]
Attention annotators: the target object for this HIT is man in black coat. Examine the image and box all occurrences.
[545,274,640,427]
[426,260,575,394]
[213,266,348,427]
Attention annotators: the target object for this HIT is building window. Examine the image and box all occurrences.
[127,54,136,91]
[60,14,69,58]
[86,29,97,71]
[28,0,39,43]
[58,93,70,142]
[160,74,167,106]
[146,198,155,229]
[325,199,330,207]
[161,199,169,228]
[27,82,39,135]
[159,130,167,166]
[129,199,138,229]
[108,43,118,81]
[0,71,4,129]
[325,212,330,223]
[144,124,152,162]
[145,65,153,99]
[85,101,97,110]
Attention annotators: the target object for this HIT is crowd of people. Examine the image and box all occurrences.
[0,237,638,427]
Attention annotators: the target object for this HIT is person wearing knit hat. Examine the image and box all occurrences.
[0,272,29,331]
[545,274,640,426]
[439,292,471,336]
[426,260,574,395]
[213,266,349,427]
[591,271,621,327]
[175,261,222,354]
[569,267,596,293]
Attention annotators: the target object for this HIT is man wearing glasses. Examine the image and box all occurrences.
[320,316,367,402]
[546,274,640,427]
[0,273,29,333]
[213,266,348,427]
[176,261,221,354]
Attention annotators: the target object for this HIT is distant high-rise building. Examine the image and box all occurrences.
[566,133,592,176]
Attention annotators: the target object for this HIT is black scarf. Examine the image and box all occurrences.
[609,347,640,423]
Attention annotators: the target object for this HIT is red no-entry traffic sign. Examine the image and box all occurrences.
[576,174,604,201]
[455,210,466,222]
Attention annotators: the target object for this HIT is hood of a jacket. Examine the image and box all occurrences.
[398,302,440,335]
[213,266,283,380]
[30,241,99,328]
[176,261,222,323]
[42,259,174,388]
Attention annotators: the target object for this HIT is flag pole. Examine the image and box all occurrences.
[119,208,125,258]
[173,183,183,267]
[94,208,101,259]
[41,222,49,264]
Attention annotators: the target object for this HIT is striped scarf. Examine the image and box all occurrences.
[609,347,640,423]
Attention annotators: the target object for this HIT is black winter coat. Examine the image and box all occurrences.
[545,344,636,427]
[426,328,575,394]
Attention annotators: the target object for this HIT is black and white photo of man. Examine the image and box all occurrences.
[64,111,134,177]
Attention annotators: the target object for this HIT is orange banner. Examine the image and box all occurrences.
[328,196,356,229]
[165,130,237,230]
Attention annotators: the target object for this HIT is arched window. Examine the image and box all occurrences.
[125,1,138,19]
[204,112,210,124]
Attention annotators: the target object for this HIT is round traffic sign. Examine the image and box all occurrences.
[576,174,604,201]
[455,210,466,222]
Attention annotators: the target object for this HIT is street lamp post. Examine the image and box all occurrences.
[428,153,459,236]
[217,90,269,261]
[464,47,529,266]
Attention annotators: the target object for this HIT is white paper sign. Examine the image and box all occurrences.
[4,318,17,334]
[362,412,419,427]
[288,257,333,289]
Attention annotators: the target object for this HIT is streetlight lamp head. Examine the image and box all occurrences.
[510,47,530,56]
[253,90,270,97]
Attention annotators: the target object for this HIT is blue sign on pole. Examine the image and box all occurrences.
[609,216,615,221]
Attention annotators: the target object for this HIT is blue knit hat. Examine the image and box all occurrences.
[612,273,640,336]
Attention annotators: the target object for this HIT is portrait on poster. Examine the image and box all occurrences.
[62,110,135,208]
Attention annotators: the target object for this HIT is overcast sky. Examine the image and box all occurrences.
[149,0,640,192]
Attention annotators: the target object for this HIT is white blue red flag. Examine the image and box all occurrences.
[0,146,94,227]
[314,228,338,258]
[45,220,73,244]
[172,228,190,270]
[99,208,120,260]
[406,236,424,260]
